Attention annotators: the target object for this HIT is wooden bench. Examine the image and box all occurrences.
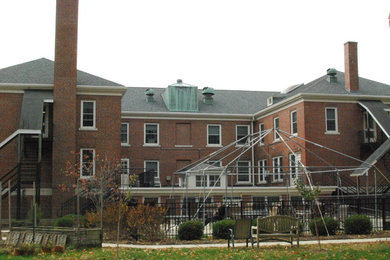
[251,216,299,248]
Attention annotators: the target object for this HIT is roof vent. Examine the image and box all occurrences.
[327,68,338,83]
[202,87,215,104]
[177,79,183,84]
[145,88,155,103]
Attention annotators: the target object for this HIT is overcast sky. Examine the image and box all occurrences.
[0,0,389,92]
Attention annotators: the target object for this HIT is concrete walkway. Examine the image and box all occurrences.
[103,237,390,249]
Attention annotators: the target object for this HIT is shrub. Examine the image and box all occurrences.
[344,215,372,235]
[178,220,204,240]
[213,219,235,239]
[309,217,338,236]
[55,214,76,227]
[53,246,65,253]
[13,243,37,256]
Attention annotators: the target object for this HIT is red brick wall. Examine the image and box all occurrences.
[121,119,252,186]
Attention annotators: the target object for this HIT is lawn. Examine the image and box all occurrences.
[2,242,389,260]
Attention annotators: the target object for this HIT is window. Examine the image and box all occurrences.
[237,161,251,183]
[145,160,159,186]
[81,101,96,129]
[259,123,265,146]
[272,156,283,182]
[236,125,249,145]
[253,196,266,211]
[196,175,206,187]
[325,108,338,133]
[258,159,267,183]
[80,149,95,178]
[120,158,130,187]
[274,117,280,141]
[121,123,129,145]
[121,158,129,174]
[207,124,221,146]
[209,175,221,187]
[363,111,376,143]
[289,153,301,184]
[144,123,159,145]
[290,110,297,135]
[42,103,50,138]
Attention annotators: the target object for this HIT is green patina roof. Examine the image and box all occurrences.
[162,80,199,112]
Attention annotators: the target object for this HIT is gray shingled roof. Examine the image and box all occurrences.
[0,58,122,86]
[281,70,390,98]
[122,87,278,114]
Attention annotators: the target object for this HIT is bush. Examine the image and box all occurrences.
[309,217,338,236]
[212,219,235,239]
[178,220,204,240]
[55,214,86,227]
[13,243,37,256]
[344,215,372,235]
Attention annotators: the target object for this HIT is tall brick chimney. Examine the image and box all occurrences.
[52,0,79,217]
[344,41,359,92]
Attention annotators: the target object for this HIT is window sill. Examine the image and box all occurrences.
[236,181,252,185]
[273,139,280,143]
[290,133,298,137]
[235,144,249,148]
[143,144,161,147]
[79,127,98,131]
[206,144,223,148]
[121,144,131,147]
[325,131,340,135]
[257,181,267,184]
[175,145,193,148]
[271,180,283,183]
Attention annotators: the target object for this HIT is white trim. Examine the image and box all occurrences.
[290,110,298,136]
[144,160,160,186]
[273,117,280,141]
[236,125,250,146]
[80,148,95,178]
[259,122,265,146]
[272,156,283,182]
[122,111,253,121]
[121,122,130,146]
[121,158,130,174]
[325,107,338,133]
[258,159,267,184]
[174,145,193,148]
[236,161,251,184]
[0,129,41,149]
[144,123,159,145]
[80,100,96,130]
[207,124,222,146]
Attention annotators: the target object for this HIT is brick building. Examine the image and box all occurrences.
[0,1,390,218]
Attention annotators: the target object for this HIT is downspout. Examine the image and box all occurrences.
[251,115,255,186]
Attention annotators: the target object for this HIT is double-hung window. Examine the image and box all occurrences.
[81,101,96,129]
[236,125,249,146]
[274,117,280,141]
[120,158,130,187]
[258,159,267,183]
[325,108,338,133]
[145,160,160,186]
[363,111,376,143]
[144,123,159,145]
[207,125,221,146]
[259,123,265,146]
[80,148,95,178]
[290,110,297,135]
[237,161,251,183]
[289,153,301,184]
[121,123,129,146]
[272,156,283,182]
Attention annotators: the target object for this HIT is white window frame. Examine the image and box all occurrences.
[144,160,160,185]
[236,161,251,184]
[144,123,159,146]
[236,125,250,146]
[121,158,130,174]
[207,124,222,147]
[80,148,95,178]
[258,159,267,184]
[290,110,298,136]
[273,117,280,141]
[259,123,265,146]
[120,158,130,188]
[325,107,339,134]
[80,100,96,130]
[289,153,301,185]
[363,111,377,143]
[272,156,283,182]
[121,123,130,146]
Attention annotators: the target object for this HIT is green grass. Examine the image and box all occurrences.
[1,242,390,259]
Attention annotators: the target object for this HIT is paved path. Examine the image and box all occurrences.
[103,237,390,249]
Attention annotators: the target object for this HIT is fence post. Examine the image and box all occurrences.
[382,197,387,230]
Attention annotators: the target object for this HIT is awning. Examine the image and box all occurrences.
[351,137,390,176]
[19,90,53,130]
[358,100,390,138]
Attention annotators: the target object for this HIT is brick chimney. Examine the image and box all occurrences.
[344,41,359,92]
[52,0,79,217]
